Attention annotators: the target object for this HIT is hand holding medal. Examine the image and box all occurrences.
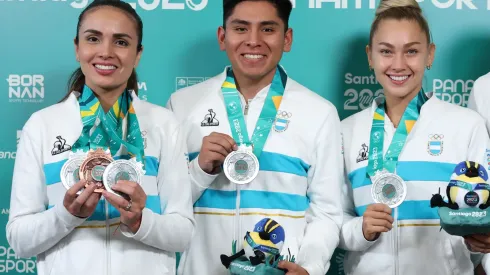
[63,180,102,218]
[198,132,238,174]
[62,149,146,231]
[102,179,147,233]
[361,203,394,241]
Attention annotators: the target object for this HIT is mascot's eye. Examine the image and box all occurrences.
[480,171,485,177]
[460,168,466,173]
[271,234,277,239]
[256,226,263,231]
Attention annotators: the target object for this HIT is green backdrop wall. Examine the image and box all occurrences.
[1,0,490,273]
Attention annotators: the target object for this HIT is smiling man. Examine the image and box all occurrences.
[167,1,343,275]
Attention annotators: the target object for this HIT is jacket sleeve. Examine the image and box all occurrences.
[338,170,378,252]
[295,110,344,275]
[461,114,490,257]
[467,76,490,136]
[6,115,86,258]
[481,254,490,273]
[465,116,489,164]
[121,121,195,252]
[166,95,218,204]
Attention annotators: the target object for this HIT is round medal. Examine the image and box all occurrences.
[103,158,144,200]
[371,171,407,208]
[60,154,86,193]
[223,145,259,185]
[79,148,113,192]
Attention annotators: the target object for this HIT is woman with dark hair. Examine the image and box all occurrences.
[6,1,194,274]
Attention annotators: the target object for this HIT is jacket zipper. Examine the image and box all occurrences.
[235,98,251,248]
[244,101,250,115]
[105,199,111,275]
[394,207,399,275]
[235,186,241,248]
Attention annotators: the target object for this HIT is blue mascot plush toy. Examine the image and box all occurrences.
[221,218,292,275]
[430,161,490,236]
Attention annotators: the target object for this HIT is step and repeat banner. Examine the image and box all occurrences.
[1,0,490,274]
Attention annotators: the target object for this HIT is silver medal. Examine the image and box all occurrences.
[103,158,145,199]
[60,151,87,193]
[223,145,259,185]
[371,170,407,208]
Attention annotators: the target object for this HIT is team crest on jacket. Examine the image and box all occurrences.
[51,136,71,156]
[274,110,292,132]
[427,134,444,156]
[201,109,219,127]
[356,143,369,163]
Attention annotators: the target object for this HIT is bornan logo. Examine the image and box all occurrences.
[7,74,44,104]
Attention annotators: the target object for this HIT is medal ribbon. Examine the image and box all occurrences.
[72,85,145,167]
[221,66,287,158]
[367,90,428,177]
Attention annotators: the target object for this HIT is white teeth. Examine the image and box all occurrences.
[244,54,264,60]
[389,75,409,81]
[95,64,116,70]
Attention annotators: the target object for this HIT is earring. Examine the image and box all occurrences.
[369,65,373,72]
[426,64,432,70]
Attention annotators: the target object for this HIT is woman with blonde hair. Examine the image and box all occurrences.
[339,0,488,274]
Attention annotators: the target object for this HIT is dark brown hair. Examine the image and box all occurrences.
[223,0,292,32]
[61,0,143,102]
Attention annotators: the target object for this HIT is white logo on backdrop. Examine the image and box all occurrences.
[290,0,483,10]
[69,0,208,10]
[7,74,44,104]
[137,81,148,101]
[2,0,483,10]
[0,130,21,160]
[343,73,383,111]
[175,77,211,91]
[433,79,474,106]
[0,246,35,273]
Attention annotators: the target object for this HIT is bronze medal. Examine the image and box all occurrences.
[79,148,113,192]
